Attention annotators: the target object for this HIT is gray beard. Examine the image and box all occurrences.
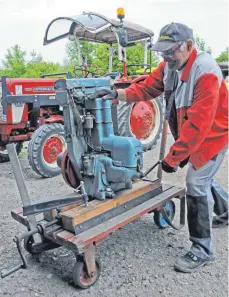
[168,60,181,70]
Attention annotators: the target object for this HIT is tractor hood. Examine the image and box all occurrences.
[43,12,154,46]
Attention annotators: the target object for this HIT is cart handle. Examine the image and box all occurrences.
[1,228,39,278]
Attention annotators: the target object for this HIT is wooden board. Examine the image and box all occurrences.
[60,179,161,233]
[75,184,185,248]
[43,202,83,221]
[45,184,185,254]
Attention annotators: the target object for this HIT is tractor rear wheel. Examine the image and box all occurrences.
[28,123,66,178]
[0,142,23,163]
[117,96,163,151]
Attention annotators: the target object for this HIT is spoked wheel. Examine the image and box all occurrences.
[72,259,101,289]
[0,142,23,163]
[117,96,163,151]
[28,123,66,178]
[154,201,176,229]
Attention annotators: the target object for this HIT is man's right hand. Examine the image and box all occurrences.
[88,88,118,100]
[161,159,178,173]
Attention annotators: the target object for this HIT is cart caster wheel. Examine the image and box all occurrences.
[24,236,40,255]
[72,259,101,289]
[154,201,175,229]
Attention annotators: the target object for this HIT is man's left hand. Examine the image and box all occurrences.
[161,159,178,173]
[88,88,118,100]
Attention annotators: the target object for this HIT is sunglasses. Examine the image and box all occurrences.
[157,41,185,58]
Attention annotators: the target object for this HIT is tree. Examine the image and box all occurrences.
[126,43,159,72]
[195,35,212,55]
[93,42,159,74]
[24,61,63,78]
[66,40,97,67]
[0,45,66,78]
[65,40,160,76]
[24,50,62,78]
[216,48,229,62]
[1,45,27,77]
[92,44,111,74]
[30,50,43,63]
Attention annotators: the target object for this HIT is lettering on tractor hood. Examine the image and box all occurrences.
[33,86,55,92]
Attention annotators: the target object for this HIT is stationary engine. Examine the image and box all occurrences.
[55,77,143,200]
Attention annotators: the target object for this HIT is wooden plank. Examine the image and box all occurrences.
[75,185,185,248]
[50,230,82,253]
[60,179,161,232]
[43,184,185,254]
[43,202,83,221]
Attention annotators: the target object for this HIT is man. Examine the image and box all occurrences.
[89,22,229,273]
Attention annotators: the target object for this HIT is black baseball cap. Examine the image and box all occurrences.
[151,22,193,52]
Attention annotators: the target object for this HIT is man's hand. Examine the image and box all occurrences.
[88,88,118,100]
[161,159,178,173]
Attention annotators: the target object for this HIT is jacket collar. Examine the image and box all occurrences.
[180,48,197,82]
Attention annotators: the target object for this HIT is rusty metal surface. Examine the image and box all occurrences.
[11,208,44,228]
[10,184,186,256]
[22,194,85,216]
[11,208,29,228]
[84,244,96,277]
[61,151,80,189]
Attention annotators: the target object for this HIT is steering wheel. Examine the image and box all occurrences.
[73,67,84,78]
[126,64,152,75]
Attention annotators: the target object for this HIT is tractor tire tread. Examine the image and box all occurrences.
[28,123,64,178]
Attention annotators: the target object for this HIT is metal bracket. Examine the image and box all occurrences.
[84,244,96,277]
[22,194,85,216]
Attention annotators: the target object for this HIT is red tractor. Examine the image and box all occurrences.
[0,11,164,177]
[0,74,68,177]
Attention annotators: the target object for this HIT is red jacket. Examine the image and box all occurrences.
[125,49,228,169]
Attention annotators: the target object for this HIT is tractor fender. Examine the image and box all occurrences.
[44,115,64,124]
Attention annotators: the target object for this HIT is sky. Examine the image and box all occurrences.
[0,0,228,65]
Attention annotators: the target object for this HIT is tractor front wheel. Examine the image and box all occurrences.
[28,123,66,178]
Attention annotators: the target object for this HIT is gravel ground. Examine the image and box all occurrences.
[0,134,228,297]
